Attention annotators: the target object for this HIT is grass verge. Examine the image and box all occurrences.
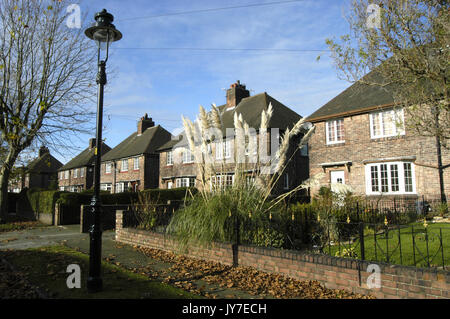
[0,245,202,299]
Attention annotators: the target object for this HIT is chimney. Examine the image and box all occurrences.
[226,80,250,109]
[89,138,96,150]
[137,113,155,135]
[39,146,49,157]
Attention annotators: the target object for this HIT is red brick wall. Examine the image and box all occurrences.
[116,210,450,299]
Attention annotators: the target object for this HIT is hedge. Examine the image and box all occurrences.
[56,187,197,207]
[26,188,62,216]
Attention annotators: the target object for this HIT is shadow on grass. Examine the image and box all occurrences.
[0,246,202,299]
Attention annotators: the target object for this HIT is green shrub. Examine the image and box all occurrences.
[26,188,62,215]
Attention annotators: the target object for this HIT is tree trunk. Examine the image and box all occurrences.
[0,148,19,221]
[0,167,11,222]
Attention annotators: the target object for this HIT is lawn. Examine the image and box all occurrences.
[0,245,202,299]
[327,222,450,269]
[0,220,46,233]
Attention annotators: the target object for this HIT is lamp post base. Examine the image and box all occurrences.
[87,276,103,293]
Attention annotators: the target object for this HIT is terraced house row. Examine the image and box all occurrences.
[12,78,447,200]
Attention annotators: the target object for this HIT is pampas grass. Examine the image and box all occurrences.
[171,101,317,249]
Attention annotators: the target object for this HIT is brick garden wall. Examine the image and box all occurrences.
[116,210,450,299]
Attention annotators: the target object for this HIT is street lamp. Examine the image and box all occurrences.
[84,9,122,293]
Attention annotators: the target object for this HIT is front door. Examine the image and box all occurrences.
[330,170,345,184]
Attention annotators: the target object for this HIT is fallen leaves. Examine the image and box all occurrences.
[132,246,374,299]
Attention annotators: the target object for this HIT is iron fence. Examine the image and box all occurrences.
[125,195,448,270]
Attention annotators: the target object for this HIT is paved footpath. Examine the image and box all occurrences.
[0,225,259,299]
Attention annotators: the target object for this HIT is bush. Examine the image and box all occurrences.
[26,188,62,216]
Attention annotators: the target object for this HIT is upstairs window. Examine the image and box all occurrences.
[216,140,232,159]
[182,148,194,164]
[121,159,128,172]
[166,151,173,165]
[370,108,405,138]
[326,119,345,144]
[80,167,84,177]
[133,157,139,170]
[64,170,69,179]
[105,163,112,174]
[73,168,78,178]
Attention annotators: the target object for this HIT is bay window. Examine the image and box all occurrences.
[365,161,415,195]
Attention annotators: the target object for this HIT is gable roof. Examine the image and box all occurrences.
[220,92,302,132]
[27,152,63,174]
[307,70,396,123]
[102,125,172,161]
[156,92,302,152]
[157,135,186,152]
[59,143,111,171]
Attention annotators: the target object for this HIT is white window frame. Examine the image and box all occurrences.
[369,108,405,139]
[65,170,69,179]
[326,119,345,145]
[105,162,112,174]
[80,167,84,177]
[223,140,231,159]
[133,157,139,170]
[182,148,194,164]
[121,159,129,172]
[73,168,78,178]
[365,161,416,195]
[166,151,173,165]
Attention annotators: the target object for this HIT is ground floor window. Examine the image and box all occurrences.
[100,183,112,192]
[210,174,234,190]
[365,161,415,195]
[175,177,195,188]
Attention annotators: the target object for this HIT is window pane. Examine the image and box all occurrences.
[390,164,399,192]
[382,111,394,136]
[404,163,413,192]
[327,121,336,142]
[336,119,344,141]
[380,164,388,192]
[372,113,381,136]
[371,166,379,192]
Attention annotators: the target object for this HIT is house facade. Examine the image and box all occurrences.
[8,146,63,192]
[58,138,111,192]
[158,81,309,195]
[100,114,172,193]
[307,75,449,199]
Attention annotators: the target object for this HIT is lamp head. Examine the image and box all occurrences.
[85,9,122,50]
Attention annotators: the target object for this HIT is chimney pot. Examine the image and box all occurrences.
[39,146,49,157]
[226,80,250,109]
[89,138,96,150]
[137,114,155,135]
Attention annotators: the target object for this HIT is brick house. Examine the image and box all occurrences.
[306,73,449,199]
[8,146,62,192]
[100,114,172,193]
[57,138,111,192]
[157,81,309,195]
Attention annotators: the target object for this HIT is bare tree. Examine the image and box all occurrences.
[325,0,449,202]
[0,0,96,219]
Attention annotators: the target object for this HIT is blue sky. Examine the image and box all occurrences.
[56,0,353,163]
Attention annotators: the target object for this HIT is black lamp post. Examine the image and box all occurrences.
[84,9,122,293]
